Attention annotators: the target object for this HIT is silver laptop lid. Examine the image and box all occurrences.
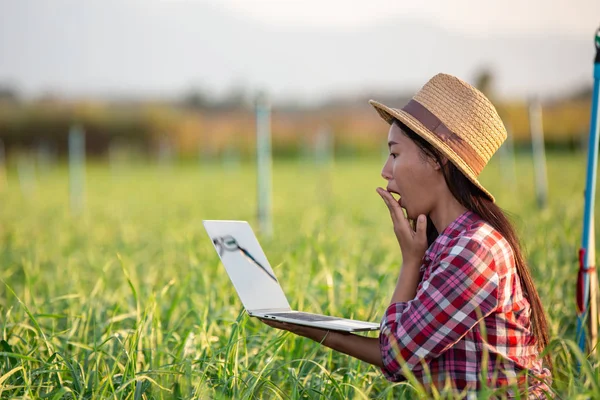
[203,220,291,313]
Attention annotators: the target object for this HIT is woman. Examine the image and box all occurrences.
[261,73,552,398]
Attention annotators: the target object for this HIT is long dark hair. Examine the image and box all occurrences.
[394,119,551,369]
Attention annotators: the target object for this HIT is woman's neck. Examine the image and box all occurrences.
[429,192,469,234]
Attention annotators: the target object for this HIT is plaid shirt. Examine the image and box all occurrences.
[379,210,552,397]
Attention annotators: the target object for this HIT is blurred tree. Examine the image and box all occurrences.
[181,87,211,109]
[568,84,594,101]
[180,83,249,110]
[219,84,248,110]
[474,67,495,100]
[0,84,18,102]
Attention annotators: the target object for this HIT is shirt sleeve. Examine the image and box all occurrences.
[379,236,500,381]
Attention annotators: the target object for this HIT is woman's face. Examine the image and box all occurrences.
[381,123,440,220]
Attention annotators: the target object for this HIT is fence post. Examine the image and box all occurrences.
[528,99,548,208]
[315,125,333,165]
[69,125,86,214]
[0,139,6,190]
[256,92,272,236]
[498,124,517,188]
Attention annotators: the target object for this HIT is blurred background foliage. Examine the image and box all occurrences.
[0,69,593,161]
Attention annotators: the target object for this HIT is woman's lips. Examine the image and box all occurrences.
[386,188,402,204]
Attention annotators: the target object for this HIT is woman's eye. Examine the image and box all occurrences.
[390,153,398,159]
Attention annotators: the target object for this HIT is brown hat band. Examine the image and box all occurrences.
[402,100,486,176]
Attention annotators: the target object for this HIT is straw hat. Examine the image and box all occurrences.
[369,73,507,202]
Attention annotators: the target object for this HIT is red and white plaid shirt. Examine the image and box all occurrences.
[379,210,552,397]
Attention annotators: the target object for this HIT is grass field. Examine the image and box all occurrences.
[1,152,600,399]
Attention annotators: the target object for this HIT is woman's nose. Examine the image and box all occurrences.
[381,160,393,181]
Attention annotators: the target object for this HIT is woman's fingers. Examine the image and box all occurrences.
[260,318,330,342]
[376,188,401,219]
[377,188,429,266]
[260,318,291,330]
[415,214,427,244]
[376,188,411,234]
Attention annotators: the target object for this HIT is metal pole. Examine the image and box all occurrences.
[576,27,600,354]
[498,124,517,189]
[315,125,333,165]
[529,98,548,209]
[17,155,35,198]
[0,139,6,190]
[256,93,272,236]
[69,125,86,214]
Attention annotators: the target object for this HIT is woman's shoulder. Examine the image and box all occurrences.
[443,212,513,260]
[426,215,507,284]
[448,212,514,263]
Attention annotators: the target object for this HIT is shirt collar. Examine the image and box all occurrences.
[423,210,480,262]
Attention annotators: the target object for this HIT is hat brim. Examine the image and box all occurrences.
[369,100,495,203]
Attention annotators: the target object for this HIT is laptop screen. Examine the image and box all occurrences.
[203,220,291,312]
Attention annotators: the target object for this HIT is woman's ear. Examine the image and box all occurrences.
[430,156,448,171]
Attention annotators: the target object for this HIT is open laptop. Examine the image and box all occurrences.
[203,220,380,332]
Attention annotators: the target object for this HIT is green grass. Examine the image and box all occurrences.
[1,152,599,399]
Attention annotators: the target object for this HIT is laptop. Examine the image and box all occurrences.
[203,220,380,332]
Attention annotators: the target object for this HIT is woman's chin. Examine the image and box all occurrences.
[399,199,407,213]
[404,207,418,222]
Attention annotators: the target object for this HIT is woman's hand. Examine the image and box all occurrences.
[259,318,333,343]
[260,318,384,368]
[376,187,428,266]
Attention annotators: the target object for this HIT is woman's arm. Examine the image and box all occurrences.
[390,260,422,303]
[380,239,499,374]
[259,189,426,370]
[261,319,383,368]
[375,188,428,304]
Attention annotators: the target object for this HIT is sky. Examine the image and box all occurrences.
[0,0,598,103]
[210,0,598,36]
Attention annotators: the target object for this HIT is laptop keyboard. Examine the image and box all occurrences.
[267,312,344,322]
